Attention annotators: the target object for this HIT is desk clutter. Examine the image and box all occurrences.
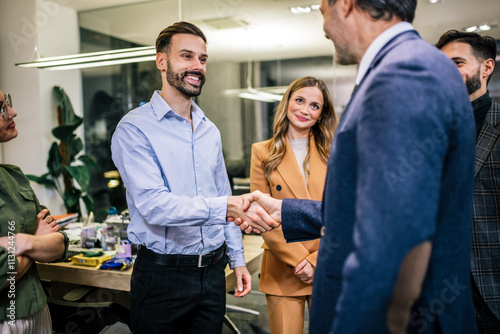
[61,208,134,271]
[65,242,134,271]
[70,251,113,267]
[68,251,132,271]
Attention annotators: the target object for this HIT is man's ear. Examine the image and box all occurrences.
[482,58,495,81]
[340,0,355,17]
[156,52,167,71]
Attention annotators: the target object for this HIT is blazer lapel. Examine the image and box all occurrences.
[277,137,311,200]
[339,31,420,128]
[475,101,500,178]
[307,137,328,200]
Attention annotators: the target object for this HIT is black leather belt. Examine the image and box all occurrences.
[138,243,226,268]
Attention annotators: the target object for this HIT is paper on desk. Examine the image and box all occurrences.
[64,223,83,242]
[105,216,130,224]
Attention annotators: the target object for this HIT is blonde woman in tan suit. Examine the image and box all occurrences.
[250,76,337,334]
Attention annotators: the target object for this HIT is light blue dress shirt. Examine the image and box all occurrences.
[111,91,245,268]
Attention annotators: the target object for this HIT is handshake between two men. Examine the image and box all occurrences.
[227,191,282,234]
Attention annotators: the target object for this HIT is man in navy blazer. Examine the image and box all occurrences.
[235,0,478,333]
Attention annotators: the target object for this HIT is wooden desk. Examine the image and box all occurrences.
[37,235,263,293]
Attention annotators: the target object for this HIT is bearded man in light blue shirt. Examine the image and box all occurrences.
[111,21,277,334]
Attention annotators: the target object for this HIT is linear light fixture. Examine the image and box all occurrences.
[238,91,282,103]
[15,46,156,71]
[225,87,286,103]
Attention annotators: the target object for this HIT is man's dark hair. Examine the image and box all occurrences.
[328,0,417,23]
[155,21,207,54]
[436,30,497,83]
[436,30,497,62]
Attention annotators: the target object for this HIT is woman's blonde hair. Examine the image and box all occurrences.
[262,76,337,184]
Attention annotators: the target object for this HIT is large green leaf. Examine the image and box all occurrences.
[52,86,83,141]
[78,155,99,171]
[26,173,57,189]
[52,120,82,142]
[47,142,63,177]
[69,137,83,161]
[53,86,78,125]
[63,189,81,209]
[64,165,90,191]
[81,193,95,213]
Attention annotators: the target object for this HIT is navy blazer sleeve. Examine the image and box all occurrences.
[281,198,322,242]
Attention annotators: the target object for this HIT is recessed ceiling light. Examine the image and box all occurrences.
[291,6,311,14]
[464,23,497,33]
[465,25,479,32]
[311,4,320,10]
[429,0,442,3]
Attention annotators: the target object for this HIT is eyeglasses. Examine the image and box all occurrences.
[0,94,12,121]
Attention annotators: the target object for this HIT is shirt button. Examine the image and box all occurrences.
[21,224,25,230]
[320,226,326,237]
[198,187,201,191]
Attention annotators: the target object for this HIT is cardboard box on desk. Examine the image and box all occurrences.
[115,240,132,258]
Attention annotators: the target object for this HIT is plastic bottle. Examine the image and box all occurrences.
[101,228,107,251]
[104,207,119,251]
[106,206,118,222]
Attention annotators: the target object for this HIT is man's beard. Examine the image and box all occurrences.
[167,60,206,97]
[465,67,482,95]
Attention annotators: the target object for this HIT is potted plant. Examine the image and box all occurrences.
[27,86,98,218]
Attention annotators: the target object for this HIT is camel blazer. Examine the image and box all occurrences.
[250,136,326,296]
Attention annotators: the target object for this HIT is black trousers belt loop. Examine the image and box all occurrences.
[138,243,226,268]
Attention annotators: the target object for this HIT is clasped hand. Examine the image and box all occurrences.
[35,209,60,235]
[227,191,282,234]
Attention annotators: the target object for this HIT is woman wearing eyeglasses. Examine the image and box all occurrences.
[250,77,337,334]
[0,90,68,333]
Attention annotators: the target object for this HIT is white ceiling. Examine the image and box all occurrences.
[54,0,500,62]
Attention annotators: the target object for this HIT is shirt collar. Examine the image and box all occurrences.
[355,21,414,85]
[150,90,206,122]
[472,90,492,112]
